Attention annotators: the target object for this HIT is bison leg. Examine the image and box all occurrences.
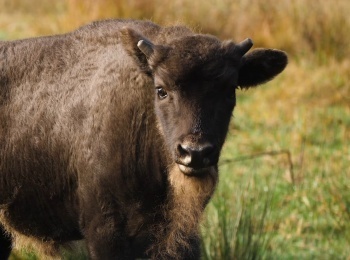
[181,237,201,260]
[150,234,201,260]
[84,218,134,260]
[183,237,201,260]
[0,224,12,260]
[80,191,135,259]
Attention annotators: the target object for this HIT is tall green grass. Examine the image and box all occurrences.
[1,0,349,259]
[201,165,274,260]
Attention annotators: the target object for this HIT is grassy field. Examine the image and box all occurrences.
[1,0,349,259]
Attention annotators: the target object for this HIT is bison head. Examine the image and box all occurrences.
[121,27,287,176]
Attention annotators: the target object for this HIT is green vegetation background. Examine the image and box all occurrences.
[1,0,349,259]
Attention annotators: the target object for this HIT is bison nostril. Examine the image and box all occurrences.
[177,144,192,165]
[176,143,215,167]
[177,144,190,157]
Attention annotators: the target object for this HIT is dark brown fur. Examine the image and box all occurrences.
[0,224,11,259]
[0,19,287,259]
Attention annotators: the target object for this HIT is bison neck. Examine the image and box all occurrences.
[150,164,218,259]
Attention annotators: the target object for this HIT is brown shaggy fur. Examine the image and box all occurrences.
[149,164,218,259]
[0,19,287,259]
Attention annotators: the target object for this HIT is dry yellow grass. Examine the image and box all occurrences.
[1,0,350,58]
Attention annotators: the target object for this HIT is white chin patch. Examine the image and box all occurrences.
[178,164,191,174]
[178,164,213,175]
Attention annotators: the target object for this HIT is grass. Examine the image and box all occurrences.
[208,89,350,258]
[1,0,349,259]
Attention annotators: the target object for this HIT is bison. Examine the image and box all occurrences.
[0,19,287,259]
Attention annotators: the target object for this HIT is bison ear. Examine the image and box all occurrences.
[120,27,169,76]
[238,49,288,88]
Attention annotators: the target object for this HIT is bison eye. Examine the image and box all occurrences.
[156,87,168,100]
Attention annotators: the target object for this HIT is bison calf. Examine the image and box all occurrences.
[0,19,287,259]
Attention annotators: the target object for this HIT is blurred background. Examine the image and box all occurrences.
[1,0,349,259]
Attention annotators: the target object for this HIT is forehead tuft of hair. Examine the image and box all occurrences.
[154,35,239,84]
